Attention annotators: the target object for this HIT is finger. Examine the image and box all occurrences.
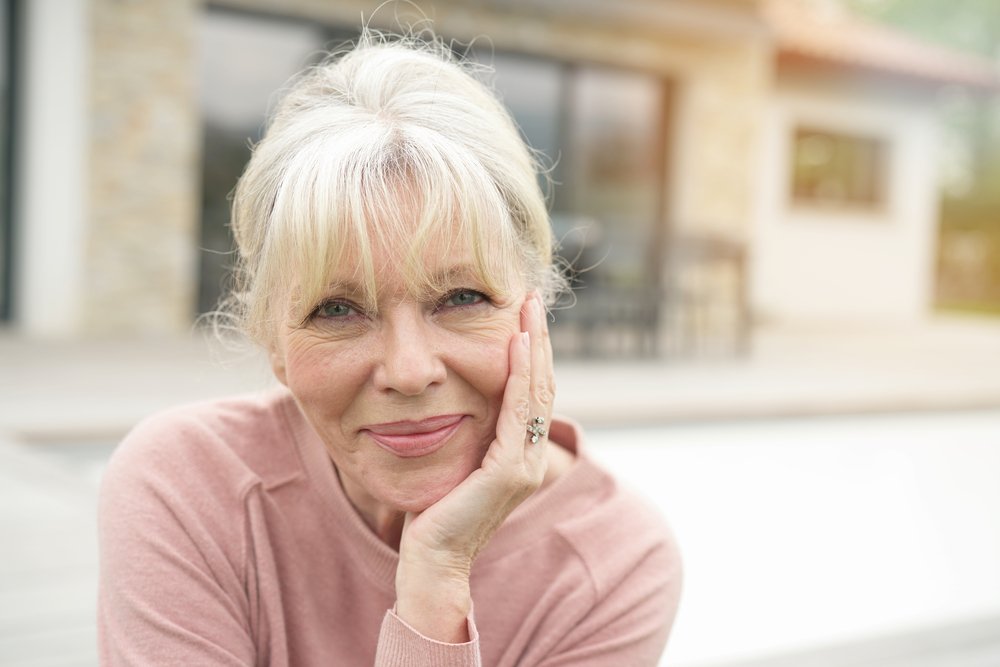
[524,293,553,451]
[494,329,532,451]
[541,298,555,407]
[535,292,555,418]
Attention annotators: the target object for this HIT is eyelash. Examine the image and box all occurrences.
[437,288,490,311]
[307,288,491,324]
[307,299,364,324]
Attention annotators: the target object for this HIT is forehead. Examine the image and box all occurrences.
[337,228,486,294]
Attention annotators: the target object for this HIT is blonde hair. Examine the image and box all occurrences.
[224,29,564,346]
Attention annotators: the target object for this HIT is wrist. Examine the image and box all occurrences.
[395,562,472,643]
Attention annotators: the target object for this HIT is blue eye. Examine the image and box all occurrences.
[444,290,486,308]
[316,301,355,319]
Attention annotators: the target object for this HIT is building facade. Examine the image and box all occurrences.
[2,0,995,353]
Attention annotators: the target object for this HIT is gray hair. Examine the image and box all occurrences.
[222,29,565,346]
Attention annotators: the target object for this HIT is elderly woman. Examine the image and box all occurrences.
[97,31,681,666]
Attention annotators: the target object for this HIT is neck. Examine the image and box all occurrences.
[335,468,407,549]
[369,506,406,550]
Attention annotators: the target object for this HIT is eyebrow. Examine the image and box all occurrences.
[429,264,481,284]
[321,279,365,295]
[320,263,483,295]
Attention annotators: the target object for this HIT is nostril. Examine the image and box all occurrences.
[375,340,447,396]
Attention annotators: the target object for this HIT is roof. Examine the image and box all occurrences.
[762,0,1000,90]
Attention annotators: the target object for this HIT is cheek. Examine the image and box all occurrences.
[444,327,514,408]
[283,339,370,408]
[482,350,511,403]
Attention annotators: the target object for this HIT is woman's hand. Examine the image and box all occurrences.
[394,292,555,642]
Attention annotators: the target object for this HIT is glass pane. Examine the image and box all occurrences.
[483,52,563,179]
[482,56,668,289]
[564,68,664,288]
[197,9,328,315]
[469,53,669,356]
[791,127,886,208]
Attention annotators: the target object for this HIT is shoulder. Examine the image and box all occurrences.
[508,417,682,597]
[487,419,683,657]
[97,392,302,662]
[102,389,305,508]
[560,459,680,589]
[552,417,681,595]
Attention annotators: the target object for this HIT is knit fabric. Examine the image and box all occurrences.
[97,389,681,666]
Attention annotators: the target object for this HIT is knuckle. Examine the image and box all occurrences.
[511,466,538,494]
[538,315,550,344]
[540,322,552,344]
[519,365,531,384]
[533,381,554,406]
[513,398,531,423]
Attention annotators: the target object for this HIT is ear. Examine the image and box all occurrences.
[270,346,288,387]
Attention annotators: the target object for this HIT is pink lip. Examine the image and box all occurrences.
[363,415,466,458]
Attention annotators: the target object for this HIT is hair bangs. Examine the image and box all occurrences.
[387,131,525,304]
[224,33,567,347]
[263,124,528,324]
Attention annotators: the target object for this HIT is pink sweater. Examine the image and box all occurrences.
[98,390,681,665]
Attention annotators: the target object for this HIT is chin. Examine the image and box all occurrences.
[386,461,478,514]
[381,487,444,515]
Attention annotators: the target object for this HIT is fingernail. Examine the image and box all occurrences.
[521,331,530,348]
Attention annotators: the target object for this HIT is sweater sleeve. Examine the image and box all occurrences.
[97,415,256,666]
[374,608,481,667]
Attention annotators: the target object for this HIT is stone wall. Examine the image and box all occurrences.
[84,0,201,335]
[671,39,772,239]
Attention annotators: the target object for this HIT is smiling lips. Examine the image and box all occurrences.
[363,415,466,458]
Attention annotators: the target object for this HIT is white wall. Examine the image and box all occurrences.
[752,77,940,324]
[15,0,90,337]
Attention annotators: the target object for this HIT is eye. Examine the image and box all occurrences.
[312,300,358,320]
[441,289,487,309]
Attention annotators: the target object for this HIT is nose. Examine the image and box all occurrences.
[372,308,447,396]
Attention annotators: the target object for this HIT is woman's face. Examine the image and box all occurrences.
[270,231,526,522]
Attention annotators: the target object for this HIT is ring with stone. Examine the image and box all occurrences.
[526,416,547,443]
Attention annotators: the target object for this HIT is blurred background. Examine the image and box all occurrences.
[1,0,999,665]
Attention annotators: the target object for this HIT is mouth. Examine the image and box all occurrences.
[362,414,466,458]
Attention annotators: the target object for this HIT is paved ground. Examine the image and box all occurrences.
[1,313,998,666]
[587,411,1000,667]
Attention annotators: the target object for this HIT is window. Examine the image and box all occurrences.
[790,127,887,209]
[198,8,335,315]
[482,51,671,355]
[563,68,667,289]
[482,53,668,287]
[198,15,672,356]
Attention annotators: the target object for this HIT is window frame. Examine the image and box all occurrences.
[788,124,891,214]
[0,0,20,323]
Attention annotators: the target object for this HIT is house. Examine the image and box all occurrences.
[755,0,999,326]
[2,0,996,355]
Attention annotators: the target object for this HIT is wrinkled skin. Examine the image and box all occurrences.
[270,237,561,642]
